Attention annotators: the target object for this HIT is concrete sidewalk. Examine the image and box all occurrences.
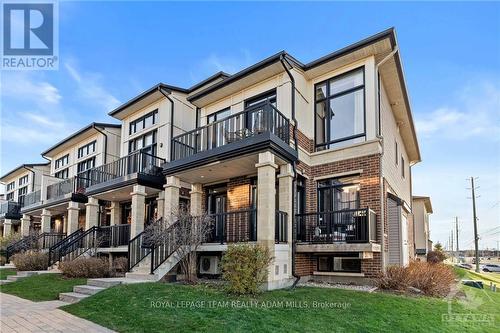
[0,293,115,333]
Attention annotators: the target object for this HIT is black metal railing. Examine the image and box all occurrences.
[48,228,83,266]
[19,190,42,208]
[6,232,65,262]
[171,102,290,161]
[275,210,288,243]
[77,150,165,189]
[46,177,78,200]
[98,224,131,248]
[206,208,257,244]
[149,220,180,274]
[59,226,99,262]
[128,230,152,271]
[0,201,21,218]
[296,208,376,243]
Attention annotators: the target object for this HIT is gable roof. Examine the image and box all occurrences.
[0,163,50,183]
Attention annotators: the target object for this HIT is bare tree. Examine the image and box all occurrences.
[143,208,213,283]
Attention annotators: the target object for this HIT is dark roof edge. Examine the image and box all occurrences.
[108,83,189,117]
[188,71,231,92]
[40,122,121,157]
[1,162,50,181]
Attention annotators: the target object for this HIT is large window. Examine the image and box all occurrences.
[6,192,14,201]
[128,129,157,156]
[18,186,28,197]
[317,175,360,212]
[77,157,96,173]
[6,181,15,192]
[207,108,231,124]
[129,110,158,135]
[18,175,28,186]
[317,253,361,273]
[55,168,69,179]
[315,67,365,150]
[78,141,96,158]
[55,154,69,169]
[244,90,276,108]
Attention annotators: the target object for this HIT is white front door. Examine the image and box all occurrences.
[401,213,409,266]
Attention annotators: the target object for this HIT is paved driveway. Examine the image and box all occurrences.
[0,293,115,333]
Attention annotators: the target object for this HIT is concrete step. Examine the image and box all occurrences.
[59,292,90,303]
[87,278,123,288]
[73,285,105,295]
[0,280,13,285]
[16,271,38,277]
[6,275,23,281]
[125,272,158,281]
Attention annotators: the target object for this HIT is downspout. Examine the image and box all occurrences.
[158,86,174,162]
[22,166,36,192]
[92,124,108,164]
[375,46,399,272]
[280,54,300,286]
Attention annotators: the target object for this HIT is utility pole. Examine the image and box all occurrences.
[470,177,480,273]
[455,217,460,262]
[450,230,454,262]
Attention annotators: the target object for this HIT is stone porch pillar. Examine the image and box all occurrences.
[278,163,294,280]
[41,209,51,233]
[190,183,203,216]
[110,202,121,225]
[164,176,180,223]
[62,215,67,234]
[85,197,99,229]
[67,201,80,234]
[3,220,13,236]
[20,214,31,236]
[130,185,146,238]
[156,191,165,219]
[256,152,278,285]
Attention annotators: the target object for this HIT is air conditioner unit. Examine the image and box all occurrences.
[199,256,220,275]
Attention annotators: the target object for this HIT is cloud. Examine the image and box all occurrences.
[64,62,120,112]
[189,49,253,83]
[21,113,65,129]
[1,72,62,105]
[415,81,500,140]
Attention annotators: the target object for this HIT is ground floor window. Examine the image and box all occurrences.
[317,253,361,273]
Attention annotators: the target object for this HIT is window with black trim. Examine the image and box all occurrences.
[317,253,361,273]
[6,192,14,201]
[6,181,15,192]
[244,90,277,108]
[207,107,231,124]
[78,141,96,158]
[18,186,28,197]
[129,110,158,135]
[55,168,69,179]
[18,175,28,186]
[77,157,96,173]
[314,67,365,151]
[128,129,157,156]
[317,175,360,212]
[55,154,69,169]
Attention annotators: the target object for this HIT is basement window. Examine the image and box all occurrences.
[317,253,361,273]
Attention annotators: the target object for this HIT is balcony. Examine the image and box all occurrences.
[0,201,21,220]
[296,208,379,253]
[19,190,41,209]
[78,151,166,195]
[166,102,297,175]
[45,177,87,205]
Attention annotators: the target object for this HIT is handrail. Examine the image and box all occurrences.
[48,228,83,266]
[149,220,180,274]
[59,226,99,262]
[206,208,257,244]
[6,232,65,262]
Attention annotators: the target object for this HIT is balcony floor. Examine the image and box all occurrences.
[296,242,381,253]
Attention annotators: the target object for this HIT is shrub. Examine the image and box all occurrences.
[60,257,111,278]
[427,251,446,264]
[0,232,22,250]
[11,251,48,271]
[221,244,272,295]
[0,255,6,266]
[112,257,128,276]
[376,261,455,297]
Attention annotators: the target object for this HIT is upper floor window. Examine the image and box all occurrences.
[317,175,360,212]
[128,129,157,156]
[55,154,69,169]
[401,157,405,178]
[6,192,14,201]
[18,175,28,186]
[6,181,15,192]
[77,157,96,173]
[129,110,158,135]
[244,90,277,108]
[78,141,96,159]
[55,168,69,179]
[315,67,365,151]
[207,108,231,124]
[18,186,28,197]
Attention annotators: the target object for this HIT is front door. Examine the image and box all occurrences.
[207,188,227,243]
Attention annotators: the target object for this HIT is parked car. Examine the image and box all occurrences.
[482,264,500,273]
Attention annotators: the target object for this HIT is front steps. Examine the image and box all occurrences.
[59,277,154,303]
[0,270,59,284]
[126,248,184,282]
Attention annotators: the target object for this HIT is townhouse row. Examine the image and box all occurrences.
[0,28,433,287]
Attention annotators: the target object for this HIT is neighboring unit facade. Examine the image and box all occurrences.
[412,196,433,261]
[2,28,423,288]
[0,163,50,236]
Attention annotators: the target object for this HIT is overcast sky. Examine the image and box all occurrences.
[1,1,499,250]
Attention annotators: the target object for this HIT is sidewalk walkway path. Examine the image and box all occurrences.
[0,292,115,333]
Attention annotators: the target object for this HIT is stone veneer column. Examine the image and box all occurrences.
[130,185,146,238]
[110,202,121,225]
[85,197,99,230]
[41,209,52,233]
[62,215,67,234]
[190,183,203,216]
[3,220,13,236]
[67,201,80,234]
[20,215,31,237]
[255,152,278,284]
[164,176,180,224]
[156,191,165,219]
[278,164,294,279]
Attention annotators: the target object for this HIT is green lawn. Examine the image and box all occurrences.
[63,278,499,333]
[0,273,86,301]
[0,268,16,280]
